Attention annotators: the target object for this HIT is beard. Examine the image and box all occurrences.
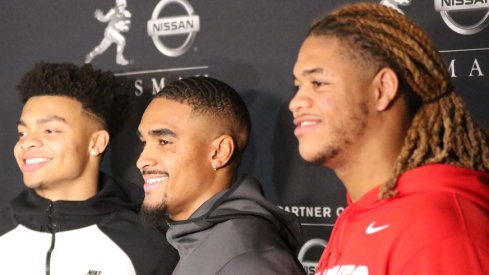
[309,100,369,166]
[139,203,170,233]
[309,146,341,166]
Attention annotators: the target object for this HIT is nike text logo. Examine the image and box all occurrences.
[365,222,390,234]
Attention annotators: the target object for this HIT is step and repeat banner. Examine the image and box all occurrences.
[1,1,488,273]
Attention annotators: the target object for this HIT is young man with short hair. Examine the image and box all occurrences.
[0,62,178,274]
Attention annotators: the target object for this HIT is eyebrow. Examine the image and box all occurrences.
[294,67,325,80]
[137,128,177,139]
[302,67,324,76]
[18,115,67,127]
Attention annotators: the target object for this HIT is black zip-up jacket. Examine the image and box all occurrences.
[0,173,179,275]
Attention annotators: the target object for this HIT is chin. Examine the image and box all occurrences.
[298,146,318,163]
[143,196,167,210]
[139,203,169,231]
[22,178,43,190]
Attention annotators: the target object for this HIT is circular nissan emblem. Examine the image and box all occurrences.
[440,10,489,35]
[434,1,489,35]
[148,0,200,57]
[297,238,327,268]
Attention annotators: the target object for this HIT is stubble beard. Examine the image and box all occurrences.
[309,100,369,167]
[139,197,169,233]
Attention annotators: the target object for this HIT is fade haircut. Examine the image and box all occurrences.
[155,76,251,161]
[309,3,489,198]
[17,62,130,136]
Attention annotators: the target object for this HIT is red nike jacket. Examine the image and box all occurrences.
[315,164,489,275]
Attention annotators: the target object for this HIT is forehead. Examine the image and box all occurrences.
[294,36,375,81]
[141,98,192,122]
[139,98,212,135]
[294,36,344,74]
[20,95,83,122]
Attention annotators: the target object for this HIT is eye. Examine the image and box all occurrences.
[312,80,326,88]
[138,139,146,147]
[45,129,60,134]
[18,131,27,138]
[159,139,170,145]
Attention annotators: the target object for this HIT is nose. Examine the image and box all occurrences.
[136,146,157,172]
[289,87,312,114]
[19,133,42,151]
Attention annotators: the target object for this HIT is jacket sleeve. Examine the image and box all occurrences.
[217,248,305,275]
[399,237,489,274]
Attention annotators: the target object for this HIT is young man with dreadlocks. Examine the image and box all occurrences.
[137,76,305,274]
[290,2,489,274]
[0,62,178,274]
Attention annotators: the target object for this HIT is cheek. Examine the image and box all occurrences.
[316,94,335,114]
[169,148,208,187]
[62,138,87,157]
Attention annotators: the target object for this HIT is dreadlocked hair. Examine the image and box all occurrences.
[155,76,251,160]
[309,3,489,199]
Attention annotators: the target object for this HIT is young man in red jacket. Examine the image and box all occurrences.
[290,2,489,274]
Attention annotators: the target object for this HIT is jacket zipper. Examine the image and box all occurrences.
[45,202,56,275]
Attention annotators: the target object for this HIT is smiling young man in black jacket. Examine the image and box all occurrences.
[0,62,178,275]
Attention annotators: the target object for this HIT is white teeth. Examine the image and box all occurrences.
[25,158,50,165]
[300,121,318,127]
[146,176,169,184]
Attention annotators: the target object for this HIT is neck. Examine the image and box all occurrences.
[333,110,410,202]
[334,146,399,202]
[37,163,100,202]
[171,168,235,221]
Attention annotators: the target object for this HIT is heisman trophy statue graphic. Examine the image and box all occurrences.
[85,0,131,66]
[379,0,412,14]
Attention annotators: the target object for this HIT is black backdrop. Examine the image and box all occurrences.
[1,1,488,271]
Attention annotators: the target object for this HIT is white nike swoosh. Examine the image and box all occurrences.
[366,222,390,234]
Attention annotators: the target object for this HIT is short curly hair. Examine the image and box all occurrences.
[17,62,130,136]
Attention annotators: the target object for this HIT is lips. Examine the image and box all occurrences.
[293,117,321,136]
[142,172,169,192]
[21,157,52,172]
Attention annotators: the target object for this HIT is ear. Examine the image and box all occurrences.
[88,130,110,157]
[209,135,235,170]
[373,67,399,111]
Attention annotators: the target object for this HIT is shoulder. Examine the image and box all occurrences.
[211,217,286,247]
[391,190,488,238]
[203,218,303,274]
[0,205,16,236]
[381,191,489,269]
[98,210,179,275]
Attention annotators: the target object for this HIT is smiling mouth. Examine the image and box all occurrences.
[293,119,321,136]
[25,157,51,165]
[145,175,169,185]
[21,157,52,172]
[143,172,169,193]
[299,120,319,127]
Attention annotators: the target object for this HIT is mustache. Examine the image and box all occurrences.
[142,170,169,176]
